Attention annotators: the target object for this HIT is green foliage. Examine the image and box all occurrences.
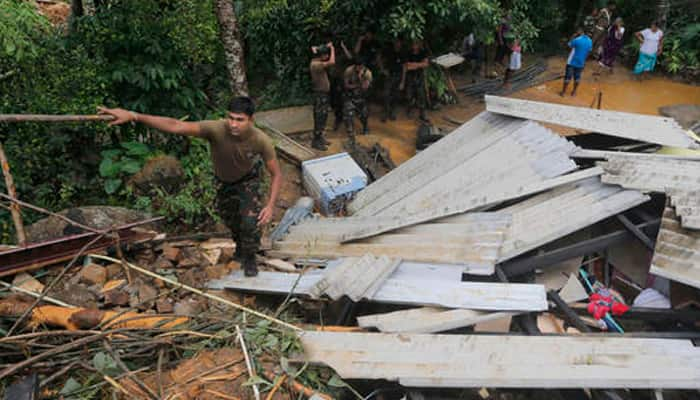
[383,0,500,43]
[660,17,700,77]
[425,65,452,104]
[132,138,219,229]
[0,0,50,63]
[70,0,218,117]
[99,141,155,194]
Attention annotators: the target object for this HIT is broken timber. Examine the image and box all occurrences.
[208,268,548,311]
[0,114,115,123]
[298,331,700,389]
[257,121,316,165]
[485,95,698,149]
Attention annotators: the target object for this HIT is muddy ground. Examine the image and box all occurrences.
[271,55,700,223]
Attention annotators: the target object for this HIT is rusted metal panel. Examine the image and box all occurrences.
[0,218,160,276]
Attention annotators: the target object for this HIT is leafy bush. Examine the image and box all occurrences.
[0,0,51,63]
[99,141,156,194]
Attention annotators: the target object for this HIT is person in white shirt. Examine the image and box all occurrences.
[633,21,664,79]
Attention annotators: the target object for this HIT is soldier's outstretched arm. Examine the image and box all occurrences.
[98,107,202,137]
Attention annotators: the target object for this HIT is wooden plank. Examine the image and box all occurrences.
[299,332,700,389]
[357,307,515,333]
[486,95,698,149]
[208,271,548,311]
[257,121,316,165]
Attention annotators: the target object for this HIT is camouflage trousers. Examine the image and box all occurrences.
[405,72,426,114]
[383,71,402,118]
[215,161,263,259]
[313,91,330,138]
[343,92,368,137]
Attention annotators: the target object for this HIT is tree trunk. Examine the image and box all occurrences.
[214,0,249,97]
[656,0,670,30]
[0,142,26,246]
[70,0,83,18]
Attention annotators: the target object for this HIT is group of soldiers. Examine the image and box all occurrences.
[309,30,430,151]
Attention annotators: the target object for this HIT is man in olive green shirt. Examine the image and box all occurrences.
[309,42,335,150]
[99,97,282,277]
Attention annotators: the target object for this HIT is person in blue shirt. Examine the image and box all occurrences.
[560,28,593,97]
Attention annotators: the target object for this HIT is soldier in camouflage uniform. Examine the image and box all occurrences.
[403,40,429,121]
[99,97,282,277]
[309,42,336,151]
[381,38,405,122]
[343,58,373,144]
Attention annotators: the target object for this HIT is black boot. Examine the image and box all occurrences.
[243,256,258,277]
[311,135,328,151]
[233,246,243,262]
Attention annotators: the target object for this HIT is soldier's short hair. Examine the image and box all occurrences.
[229,96,256,117]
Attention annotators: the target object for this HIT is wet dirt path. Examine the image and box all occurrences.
[274,56,699,220]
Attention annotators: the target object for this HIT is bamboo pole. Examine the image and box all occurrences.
[0,141,26,245]
[0,114,115,123]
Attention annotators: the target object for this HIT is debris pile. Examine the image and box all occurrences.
[3,96,700,399]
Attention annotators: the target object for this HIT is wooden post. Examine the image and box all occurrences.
[0,141,26,245]
[0,114,114,123]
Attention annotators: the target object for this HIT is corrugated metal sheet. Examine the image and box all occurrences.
[377,120,577,218]
[496,177,650,261]
[357,307,514,334]
[355,118,577,218]
[299,331,700,389]
[308,254,401,301]
[669,189,700,230]
[650,207,700,290]
[270,213,511,273]
[208,269,548,311]
[349,112,523,214]
[599,155,700,193]
[486,95,698,149]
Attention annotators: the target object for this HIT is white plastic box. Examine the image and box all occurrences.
[302,152,368,216]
